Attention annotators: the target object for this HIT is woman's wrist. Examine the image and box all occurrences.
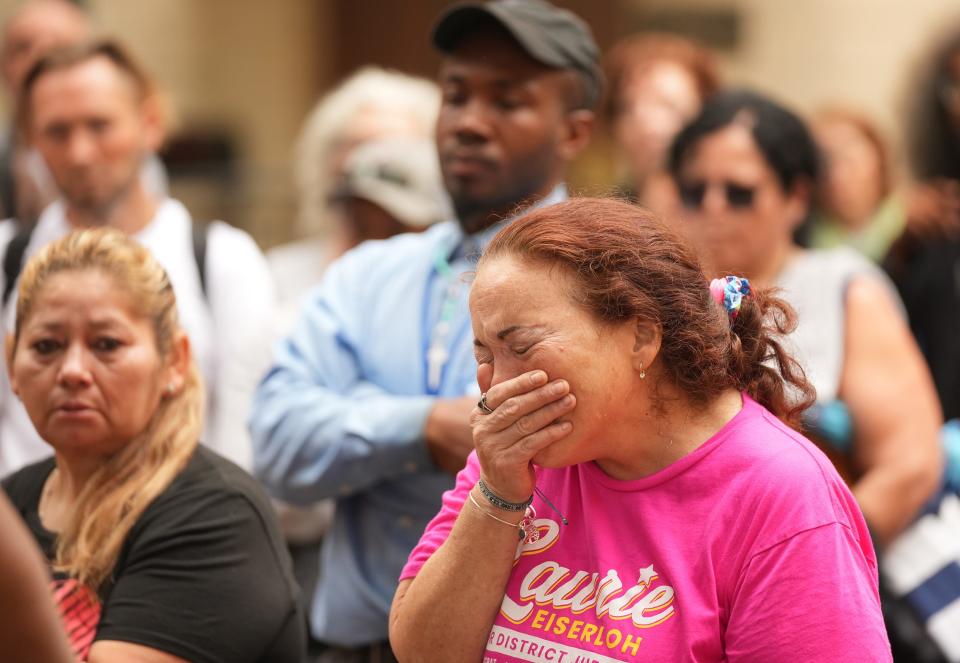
[469,483,542,545]
[476,477,533,512]
[467,486,526,529]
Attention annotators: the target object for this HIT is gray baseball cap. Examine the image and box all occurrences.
[332,137,452,228]
[432,0,602,109]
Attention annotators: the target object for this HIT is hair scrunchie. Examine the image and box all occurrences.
[709,275,751,320]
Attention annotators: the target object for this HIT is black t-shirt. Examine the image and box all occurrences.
[2,446,305,663]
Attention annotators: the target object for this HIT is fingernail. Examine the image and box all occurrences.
[550,380,567,394]
[530,370,547,384]
[561,394,574,406]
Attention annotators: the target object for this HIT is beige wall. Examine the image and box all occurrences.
[87,0,331,164]
[637,0,960,166]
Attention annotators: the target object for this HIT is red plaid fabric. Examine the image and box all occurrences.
[51,578,101,661]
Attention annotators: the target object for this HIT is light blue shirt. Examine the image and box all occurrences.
[249,186,567,646]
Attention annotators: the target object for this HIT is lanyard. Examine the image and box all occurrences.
[421,242,472,395]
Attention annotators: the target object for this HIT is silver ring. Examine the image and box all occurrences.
[478,392,494,414]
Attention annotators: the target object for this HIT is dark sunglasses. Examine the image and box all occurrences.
[678,181,757,210]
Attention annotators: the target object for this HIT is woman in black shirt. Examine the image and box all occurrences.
[2,228,303,663]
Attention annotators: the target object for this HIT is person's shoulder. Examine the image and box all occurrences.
[338,221,458,273]
[0,216,45,273]
[719,399,855,527]
[810,245,905,316]
[110,446,281,536]
[316,222,459,301]
[2,457,55,507]
[162,446,270,503]
[0,217,15,248]
[266,237,334,304]
[205,221,272,298]
[206,219,260,252]
[266,236,332,269]
[156,198,260,256]
[701,404,870,567]
[784,247,900,313]
[804,245,885,282]
[119,448,283,563]
[725,400,835,478]
[0,218,17,290]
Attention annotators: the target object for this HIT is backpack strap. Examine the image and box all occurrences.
[2,224,34,308]
[191,218,208,299]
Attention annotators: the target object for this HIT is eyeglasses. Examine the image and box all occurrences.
[678,180,757,210]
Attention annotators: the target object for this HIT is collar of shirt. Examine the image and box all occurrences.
[448,184,568,263]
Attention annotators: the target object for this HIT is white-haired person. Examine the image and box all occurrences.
[2,228,303,662]
[264,73,450,575]
[268,66,445,307]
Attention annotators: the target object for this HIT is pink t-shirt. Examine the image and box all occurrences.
[401,395,891,662]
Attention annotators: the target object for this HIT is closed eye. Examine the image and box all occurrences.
[88,118,110,134]
[92,337,122,352]
[473,345,493,364]
[495,96,523,111]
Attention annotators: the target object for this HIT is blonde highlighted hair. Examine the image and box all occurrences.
[10,228,203,590]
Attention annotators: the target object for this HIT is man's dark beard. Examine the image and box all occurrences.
[452,181,550,234]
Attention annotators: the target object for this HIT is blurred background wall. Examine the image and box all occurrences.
[1,0,958,247]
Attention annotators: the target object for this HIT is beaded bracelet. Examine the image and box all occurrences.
[477,478,533,512]
[468,490,540,543]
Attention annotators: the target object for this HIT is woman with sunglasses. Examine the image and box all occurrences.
[669,90,949,658]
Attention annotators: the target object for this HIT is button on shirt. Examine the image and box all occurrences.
[249,185,566,646]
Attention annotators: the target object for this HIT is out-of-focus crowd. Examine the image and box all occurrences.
[0,1,959,662]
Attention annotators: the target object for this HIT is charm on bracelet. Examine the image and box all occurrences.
[519,505,539,544]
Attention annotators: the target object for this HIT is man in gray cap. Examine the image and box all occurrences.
[249,2,599,660]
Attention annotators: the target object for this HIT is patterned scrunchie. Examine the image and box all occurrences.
[709,275,752,320]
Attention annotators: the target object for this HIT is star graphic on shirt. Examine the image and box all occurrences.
[637,564,658,587]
